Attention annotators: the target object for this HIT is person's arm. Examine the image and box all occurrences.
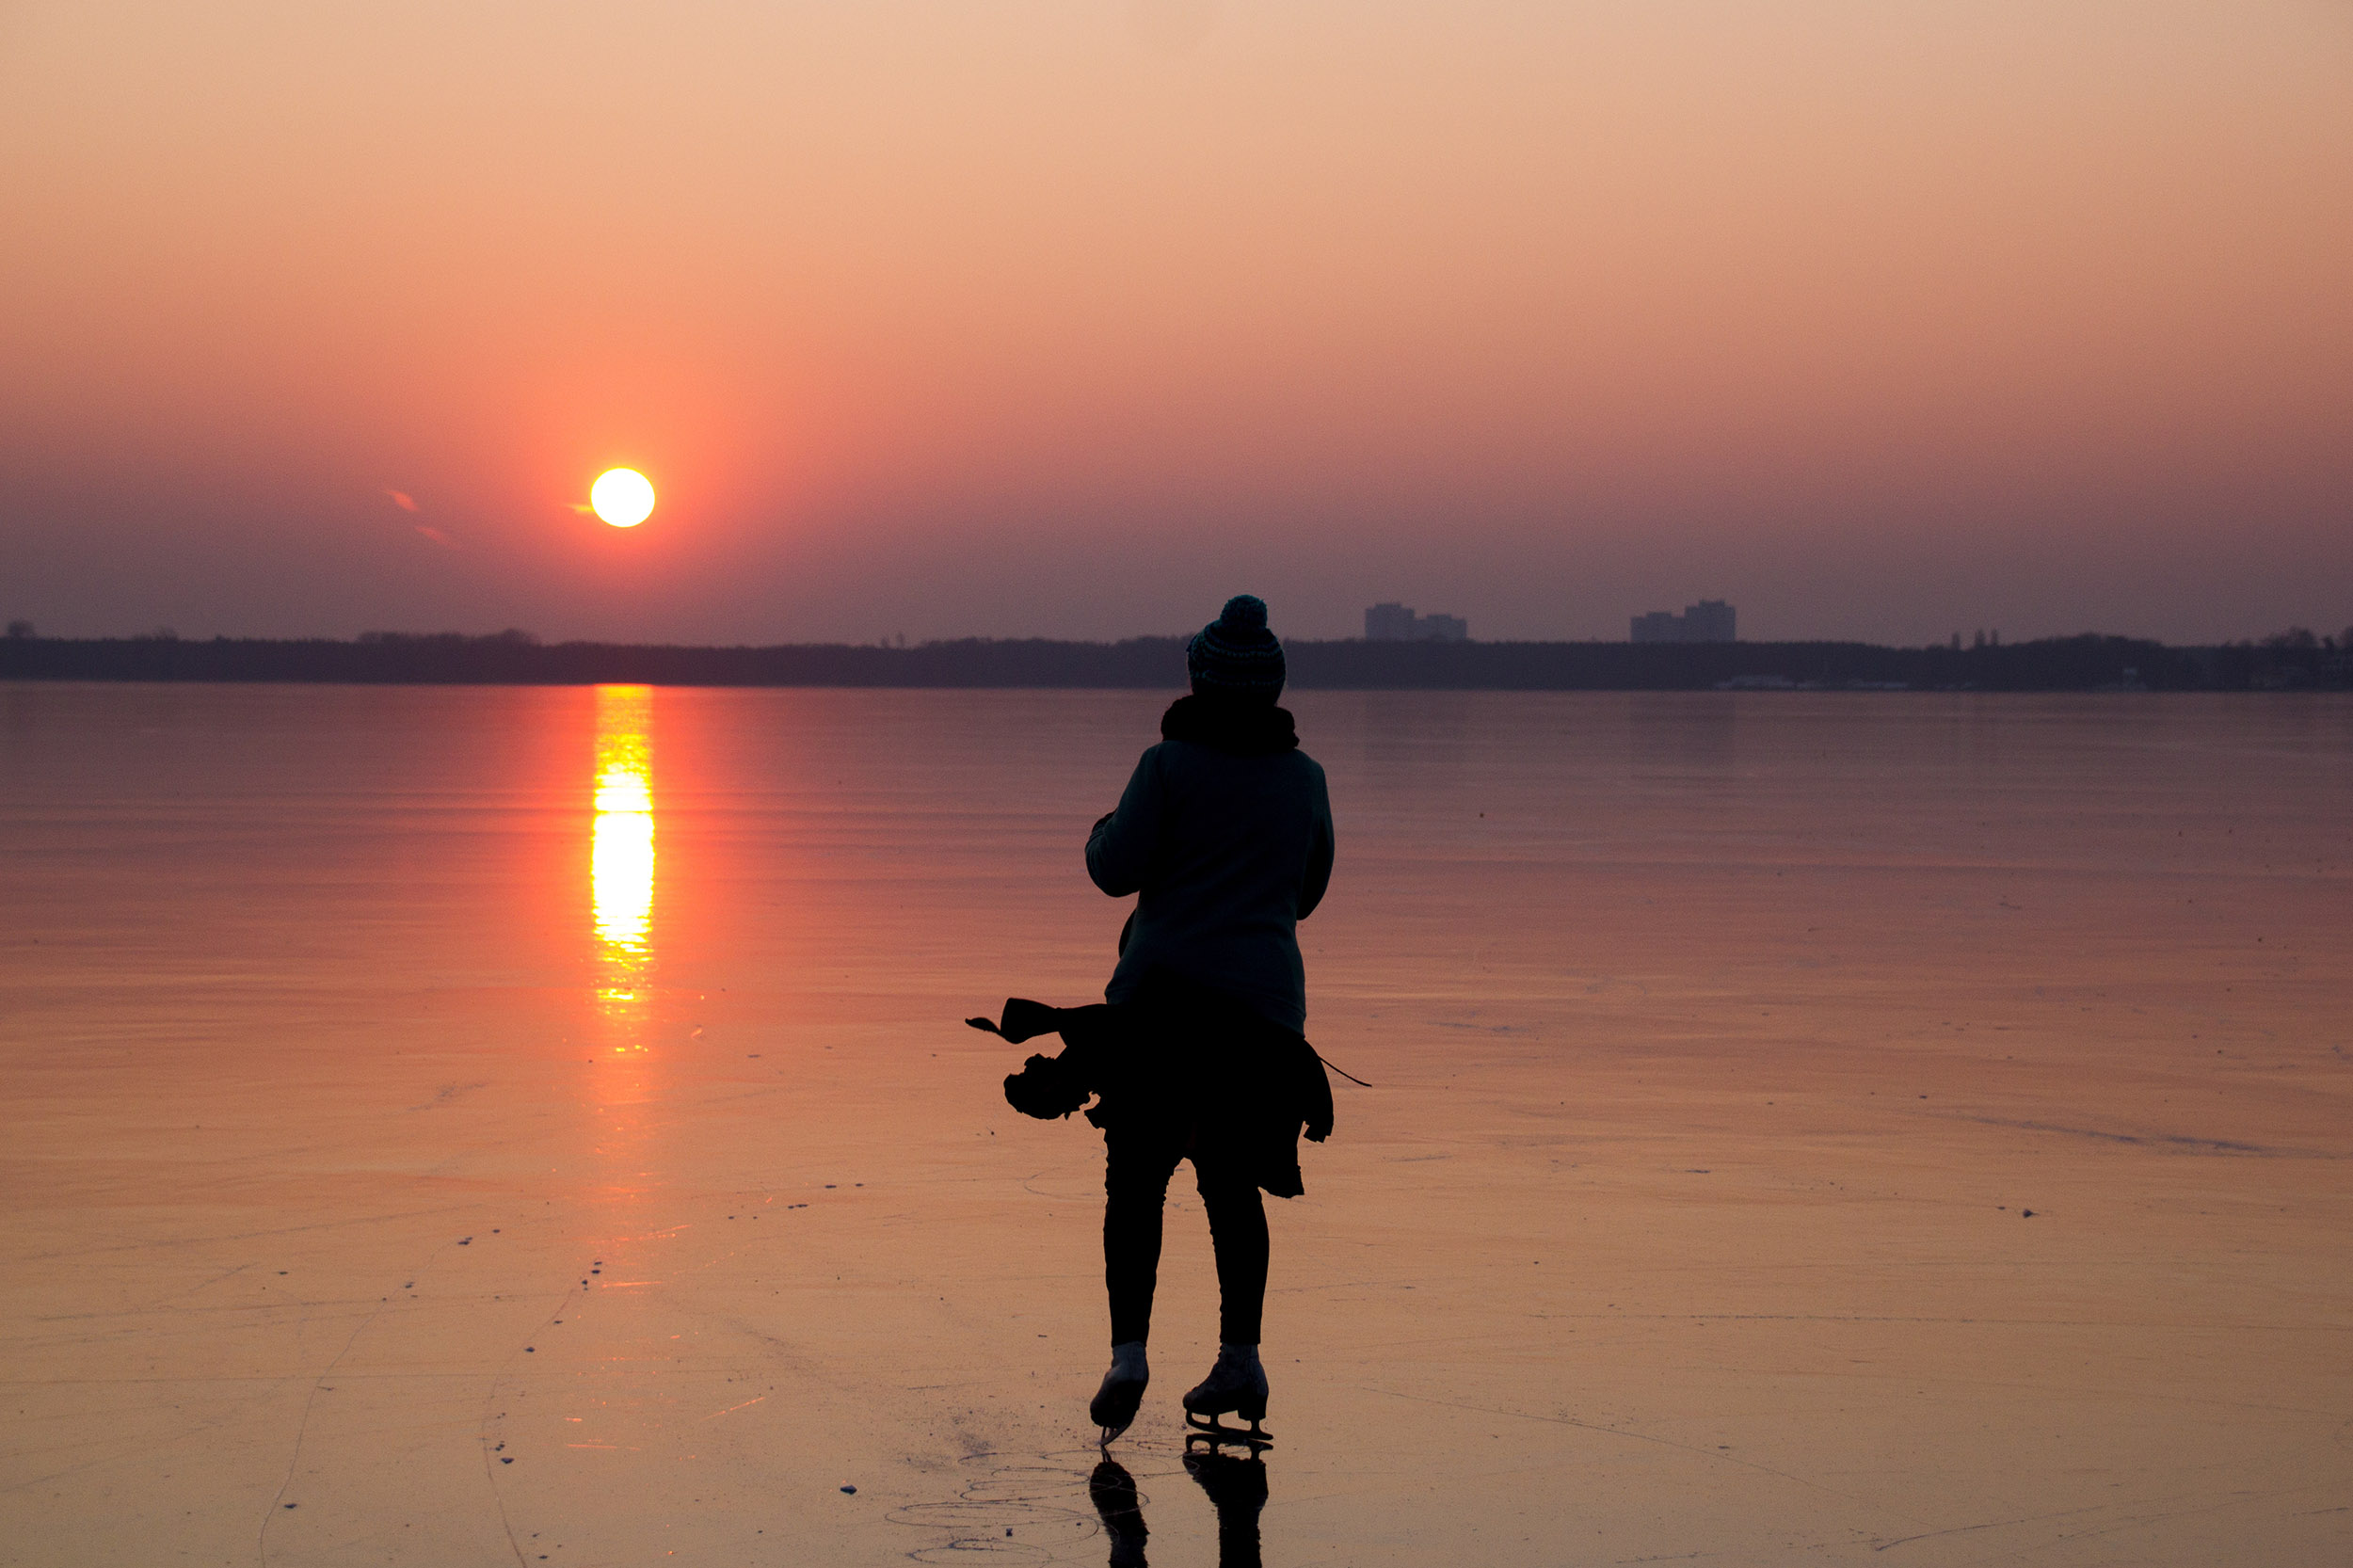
[1085,749,1164,897]
[1297,768,1335,919]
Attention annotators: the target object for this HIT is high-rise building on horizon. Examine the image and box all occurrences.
[1630,600,1737,644]
[1366,602,1469,642]
[1419,613,1467,641]
[1630,611,1680,643]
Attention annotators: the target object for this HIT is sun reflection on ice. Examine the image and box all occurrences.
[592,684,654,1030]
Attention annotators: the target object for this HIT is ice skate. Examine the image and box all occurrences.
[1181,1344,1272,1448]
[1090,1341,1149,1445]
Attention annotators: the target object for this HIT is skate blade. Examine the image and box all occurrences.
[1183,1411,1273,1449]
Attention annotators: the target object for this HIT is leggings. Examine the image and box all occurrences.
[1102,1122,1268,1347]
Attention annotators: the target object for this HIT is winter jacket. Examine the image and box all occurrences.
[1085,698,1336,1032]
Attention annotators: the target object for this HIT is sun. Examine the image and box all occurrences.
[590,468,655,528]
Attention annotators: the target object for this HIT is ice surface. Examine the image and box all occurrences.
[2,684,2347,1565]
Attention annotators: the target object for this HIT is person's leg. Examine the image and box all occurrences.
[1181,1151,1273,1428]
[1096,1122,1183,1440]
[1193,1157,1269,1347]
[1102,1123,1183,1345]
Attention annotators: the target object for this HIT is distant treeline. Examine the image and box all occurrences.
[1,631,2347,691]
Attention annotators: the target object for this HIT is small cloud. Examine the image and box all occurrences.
[387,489,419,512]
[568,502,597,515]
[414,525,456,548]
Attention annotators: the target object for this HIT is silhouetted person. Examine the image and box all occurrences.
[1083,596,1336,1444]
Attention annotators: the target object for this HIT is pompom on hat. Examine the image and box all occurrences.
[1186,594,1286,701]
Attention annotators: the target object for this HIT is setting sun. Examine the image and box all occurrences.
[589,468,655,528]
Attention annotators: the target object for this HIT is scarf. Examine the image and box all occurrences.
[1159,696,1299,757]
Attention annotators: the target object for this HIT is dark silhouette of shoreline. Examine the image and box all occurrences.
[1,632,2345,691]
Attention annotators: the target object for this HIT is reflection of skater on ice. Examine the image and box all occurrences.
[1089,1461,1149,1568]
[1185,1447,1269,1568]
[975,596,1337,1448]
[1087,1450,1269,1568]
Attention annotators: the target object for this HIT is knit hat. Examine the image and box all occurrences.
[1186,595,1286,701]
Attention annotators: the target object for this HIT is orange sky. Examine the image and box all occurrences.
[3,0,2348,644]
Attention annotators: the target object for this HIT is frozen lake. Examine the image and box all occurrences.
[2,683,2348,1566]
